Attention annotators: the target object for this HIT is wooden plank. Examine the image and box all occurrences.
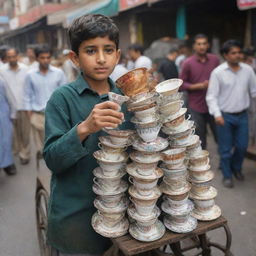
[112,216,227,256]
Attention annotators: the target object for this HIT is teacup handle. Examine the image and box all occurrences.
[128,176,134,184]
[191,128,195,135]
[129,196,135,205]
[93,177,101,187]
[187,114,191,120]
[180,100,184,107]
[98,142,103,149]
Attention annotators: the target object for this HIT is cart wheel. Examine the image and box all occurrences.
[36,188,51,256]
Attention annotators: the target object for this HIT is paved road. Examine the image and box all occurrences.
[0,135,255,256]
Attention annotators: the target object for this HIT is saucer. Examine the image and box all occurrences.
[161,200,194,216]
[129,151,162,163]
[126,163,163,180]
[132,137,169,152]
[189,186,217,200]
[94,197,129,213]
[164,215,197,233]
[93,180,128,196]
[93,167,126,179]
[127,91,158,108]
[99,136,130,148]
[93,150,128,163]
[191,205,221,221]
[129,185,161,200]
[188,171,214,183]
[92,212,129,238]
[129,220,165,242]
[130,116,159,125]
[160,182,191,196]
[127,204,161,222]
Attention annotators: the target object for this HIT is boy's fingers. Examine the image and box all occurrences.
[97,109,124,119]
[96,101,120,111]
[98,116,123,125]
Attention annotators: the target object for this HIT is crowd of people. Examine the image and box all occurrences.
[0,13,255,256]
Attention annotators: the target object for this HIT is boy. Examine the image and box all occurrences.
[43,14,131,255]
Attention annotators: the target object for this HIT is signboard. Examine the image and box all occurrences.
[119,0,147,11]
[237,0,256,10]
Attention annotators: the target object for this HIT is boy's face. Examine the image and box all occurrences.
[37,52,51,70]
[71,36,120,82]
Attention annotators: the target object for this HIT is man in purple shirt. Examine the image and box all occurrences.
[180,34,219,149]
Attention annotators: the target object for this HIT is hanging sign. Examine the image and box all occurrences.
[237,0,256,10]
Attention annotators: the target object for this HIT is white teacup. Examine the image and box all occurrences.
[129,176,158,196]
[109,135,130,145]
[166,213,189,225]
[191,182,211,196]
[130,197,157,216]
[164,195,188,212]
[163,176,187,192]
[108,92,129,111]
[133,161,158,176]
[93,177,121,192]
[98,210,125,228]
[161,148,186,165]
[159,100,184,116]
[134,106,158,123]
[194,199,215,212]
[136,123,161,142]
[97,161,125,177]
[98,193,124,208]
[136,219,157,233]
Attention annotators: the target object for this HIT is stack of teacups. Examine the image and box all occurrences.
[160,148,197,233]
[126,138,167,241]
[188,150,221,221]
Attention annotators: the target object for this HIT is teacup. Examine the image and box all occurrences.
[98,193,124,208]
[99,148,126,161]
[164,195,189,212]
[193,199,215,212]
[191,182,211,196]
[163,176,187,192]
[136,218,157,233]
[136,123,161,143]
[157,92,183,106]
[161,148,186,165]
[189,150,209,167]
[163,112,189,128]
[189,170,213,182]
[98,142,127,154]
[97,160,126,177]
[108,92,129,111]
[130,196,158,216]
[93,177,121,192]
[161,165,187,179]
[155,78,183,96]
[134,105,158,123]
[130,150,162,163]
[98,210,125,228]
[133,160,158,176]
[159,100,184,116]
[127,91,157,108]
[129,176,158,196]
[165,192,189,201]
[166,213,189,225]
[109,135,130,145]
[188,164,211,172]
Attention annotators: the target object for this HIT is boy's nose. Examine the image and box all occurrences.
[97,51,106,64]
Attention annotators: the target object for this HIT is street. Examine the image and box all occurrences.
[0,135,256,256]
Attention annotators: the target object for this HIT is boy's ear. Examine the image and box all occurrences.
[116,49,121,65]
[69,50,80,68]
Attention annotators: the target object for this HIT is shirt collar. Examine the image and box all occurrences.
[195,54,209,63]
[36,64,54,73]
[72,73,116,95]
[223,61,242,70]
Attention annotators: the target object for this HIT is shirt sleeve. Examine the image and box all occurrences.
[248,67,256,98]
[23,74,33,111]
[206,70,222,118]
[179,61,192,90]
[43,95,89,175]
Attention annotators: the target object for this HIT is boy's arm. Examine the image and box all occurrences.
[43,97,123,174]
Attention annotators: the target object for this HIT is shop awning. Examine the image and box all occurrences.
[47,0,118,28]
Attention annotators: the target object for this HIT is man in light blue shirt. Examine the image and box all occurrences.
[24,45,67,159]
[206,40,256,188]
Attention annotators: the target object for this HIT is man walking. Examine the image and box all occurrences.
[24,45,66,160]
[0,48,30,164]
[207,40,256,188]
[180,34,219,149]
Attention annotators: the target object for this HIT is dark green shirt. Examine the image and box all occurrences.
[43,74,132,254]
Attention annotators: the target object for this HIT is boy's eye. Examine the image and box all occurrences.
[105,48,114,54]
[86,49,96,55]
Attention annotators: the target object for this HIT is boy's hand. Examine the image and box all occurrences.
[215,116,225,126]
[77,101,124,142]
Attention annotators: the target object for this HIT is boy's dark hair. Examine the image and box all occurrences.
[35,45,52,58]
[193,34,208,43]
[168,47,178,55]
[128,44,144,54]
[221,40,242,55]
[68,14,119,55]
